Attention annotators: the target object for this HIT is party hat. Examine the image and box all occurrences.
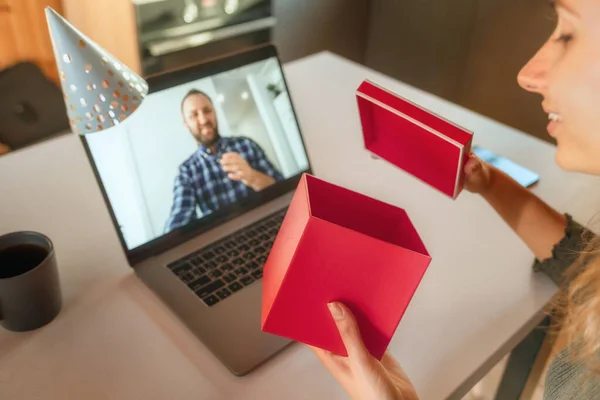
[45,7,148,135]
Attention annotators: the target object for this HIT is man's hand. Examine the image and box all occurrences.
[0,142,11,156]
[309,302,419,400]
[220,152,275,191]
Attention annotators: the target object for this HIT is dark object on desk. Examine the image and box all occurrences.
[0,62,69,150]
[0,231,63,332]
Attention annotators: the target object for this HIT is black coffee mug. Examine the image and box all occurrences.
[0,231,62,332]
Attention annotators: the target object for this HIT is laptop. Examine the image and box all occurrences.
[80,45,312,375]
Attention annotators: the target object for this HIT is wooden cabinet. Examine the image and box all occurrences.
[0,0,141,82]
[272,0,369,64]
[0,0,63,83]
[366,0,479,102]
[61,0,367,77]
[366,0,555,142]
[61,0,141,75]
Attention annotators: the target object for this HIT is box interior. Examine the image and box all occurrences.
[305,175,429,256]
[358,96,462,197]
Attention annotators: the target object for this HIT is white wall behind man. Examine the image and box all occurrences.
[86,126,152,250]
[233,104,282,173]
[260,59,310,172]
[247,72,299,177]
[214,76,282,174]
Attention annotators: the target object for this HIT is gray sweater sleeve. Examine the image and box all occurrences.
[533,214,593,286]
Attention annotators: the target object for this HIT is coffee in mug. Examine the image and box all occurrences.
[0,231,62,332]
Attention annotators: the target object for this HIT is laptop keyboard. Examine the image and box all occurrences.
[166,208,287,307]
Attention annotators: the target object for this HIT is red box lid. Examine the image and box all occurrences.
[356,79,473,199]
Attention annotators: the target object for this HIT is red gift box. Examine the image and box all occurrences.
[261,173,431,359]
[356,79,474,199]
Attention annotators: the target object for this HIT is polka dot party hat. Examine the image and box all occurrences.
[45,7,148,135]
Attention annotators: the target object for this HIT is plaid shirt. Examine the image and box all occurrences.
[165,136,283,233]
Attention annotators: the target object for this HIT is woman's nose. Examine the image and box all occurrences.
[517,42,552,94]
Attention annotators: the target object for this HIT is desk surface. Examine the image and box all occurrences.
[2,52,600,400]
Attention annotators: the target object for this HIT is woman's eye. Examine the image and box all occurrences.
[556,33,574,44]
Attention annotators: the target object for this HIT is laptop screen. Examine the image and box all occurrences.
[82,50,309,253]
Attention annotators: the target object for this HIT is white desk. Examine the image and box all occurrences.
[1,52,600,400]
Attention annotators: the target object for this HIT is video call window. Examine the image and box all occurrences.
[85,57,309,250]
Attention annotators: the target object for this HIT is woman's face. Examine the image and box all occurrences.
[518,0,600,174]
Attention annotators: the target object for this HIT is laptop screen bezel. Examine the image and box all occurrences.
[79,44,312,266]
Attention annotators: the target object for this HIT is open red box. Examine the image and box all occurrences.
[356,79,474,199]
[261,174,431,359]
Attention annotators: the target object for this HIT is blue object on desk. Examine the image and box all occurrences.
[472,146,540,188]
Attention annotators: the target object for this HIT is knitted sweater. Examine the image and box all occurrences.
[533,215,600,399]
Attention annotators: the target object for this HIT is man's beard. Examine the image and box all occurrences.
[196,125,220,147]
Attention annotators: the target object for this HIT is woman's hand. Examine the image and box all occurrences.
[308,302,419,400]
[463,153,493,194]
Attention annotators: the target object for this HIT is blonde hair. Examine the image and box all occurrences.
[557,232,600,372]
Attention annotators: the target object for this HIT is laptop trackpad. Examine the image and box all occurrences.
[136,261,292,376]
